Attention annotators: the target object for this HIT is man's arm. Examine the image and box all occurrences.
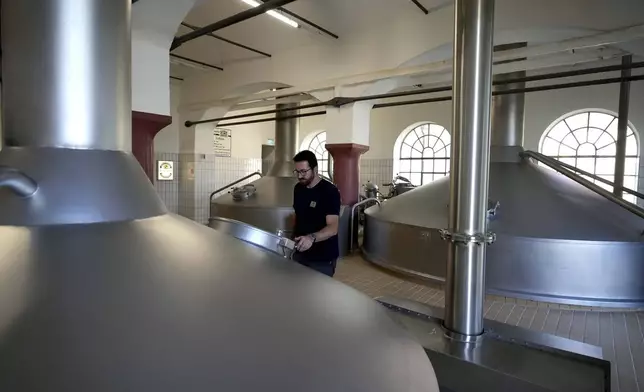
[311,185,341,241]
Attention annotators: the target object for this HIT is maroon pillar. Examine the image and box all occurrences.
[325,143,369,205]
[132,111,172,181]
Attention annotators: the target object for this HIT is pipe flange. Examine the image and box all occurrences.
[439,229,496,245]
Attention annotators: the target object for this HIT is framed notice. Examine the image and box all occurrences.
[157,160,174,181]
[213,128,232,157]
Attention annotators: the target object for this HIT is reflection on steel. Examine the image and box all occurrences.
[350,197,381,252]
[614,55,632,198]
[0,166,38,197]
[522,150,644,220]
[0,0,440,390]
[209,171,262,201]
[379,296,610,392]
[209,216,296,258]
[443,0,495,337]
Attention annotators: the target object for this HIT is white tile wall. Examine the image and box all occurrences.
[359,158,394,192]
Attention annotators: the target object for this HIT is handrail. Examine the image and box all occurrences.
[520,151,644,220]
[350,198,381,253]
[524,150,644,200]
[209,171,262,203]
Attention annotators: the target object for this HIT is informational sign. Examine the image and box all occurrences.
[157,160,174,181]
[213,128,232,157]
[267,138,275,146]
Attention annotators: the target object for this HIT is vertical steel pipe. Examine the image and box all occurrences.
[2,0,131,151]
[268,103,299,177]
[614,55,632,198]
[491,43,527,147]
[444,0,495,337]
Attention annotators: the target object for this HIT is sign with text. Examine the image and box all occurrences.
[157,160,174,181]
[213,128,232,157]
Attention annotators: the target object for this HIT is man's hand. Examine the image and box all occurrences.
[294,235,314,252]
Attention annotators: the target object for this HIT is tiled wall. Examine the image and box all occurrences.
[155,152,644,217]
[154,152,262,224]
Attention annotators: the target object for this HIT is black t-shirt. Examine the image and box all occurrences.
[293,179,341,262]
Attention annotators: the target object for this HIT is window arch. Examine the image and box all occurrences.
[395,122,451,186]
[539,109,639,204]
[304,131,331,178]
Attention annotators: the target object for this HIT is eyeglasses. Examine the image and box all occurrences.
[293,168,312,176]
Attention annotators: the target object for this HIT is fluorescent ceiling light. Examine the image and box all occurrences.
[240,0,299,28]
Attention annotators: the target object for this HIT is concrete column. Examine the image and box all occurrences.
[325,101,371,205]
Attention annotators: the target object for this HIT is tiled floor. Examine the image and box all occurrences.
[335,255,644,392]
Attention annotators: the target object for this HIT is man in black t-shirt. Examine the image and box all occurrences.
[292,150,341,277]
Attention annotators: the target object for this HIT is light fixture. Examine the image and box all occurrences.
[240,0,299,28]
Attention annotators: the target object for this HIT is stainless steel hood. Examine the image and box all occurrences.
[363,68,644,308]
[0,1,439,390]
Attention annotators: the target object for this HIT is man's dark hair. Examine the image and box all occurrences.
[293,150,318,169]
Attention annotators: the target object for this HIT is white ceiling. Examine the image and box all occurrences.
[169,0,444,78]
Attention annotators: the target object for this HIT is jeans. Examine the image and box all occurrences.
[294,255,337,277]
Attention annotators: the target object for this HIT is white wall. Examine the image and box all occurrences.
[155,81,182,153]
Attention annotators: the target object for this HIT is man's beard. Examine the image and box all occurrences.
[299,177,312,186]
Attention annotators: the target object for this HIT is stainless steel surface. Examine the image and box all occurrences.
[261,144,275,175]
[0,215,440,391]
[614,55,632,198]
[209,216,296,258]
[378,296,610,392]
[363,156,644,307]
[444,0,495,336]
[268,103,298,177]
[350,197,381,252]
[3,0,131,151]
[491,72,525,147]
[0,165,38,197]
[522,150,644,220]
[0,1,441,389]
[0,148,167,225]
[539,151,644,200]
[209,171,262,201]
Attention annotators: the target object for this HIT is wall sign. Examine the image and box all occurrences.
[157,160,174,181]
[213,128,232,157]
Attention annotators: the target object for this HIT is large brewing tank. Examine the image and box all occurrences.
[363,69,644,308]
[210,103,351,255]
[0,1,440,390]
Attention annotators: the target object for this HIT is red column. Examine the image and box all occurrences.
[132,111,172,182]
[325,143,369,205]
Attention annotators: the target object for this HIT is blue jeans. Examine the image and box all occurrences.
[294,256,337,277]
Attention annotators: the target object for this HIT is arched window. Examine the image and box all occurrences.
[395,122,451,186]
[540,110,640,204]
[305,131,331,179]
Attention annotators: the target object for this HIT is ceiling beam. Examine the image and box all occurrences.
[258,0,338,39]
[171,0,297,50]
[410,0,429,14]
[170,54,223,71]
[179,22,271,58]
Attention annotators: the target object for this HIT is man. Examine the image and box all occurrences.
[292,150,341,277]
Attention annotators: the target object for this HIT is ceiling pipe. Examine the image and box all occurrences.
[179,22,271,58]
[187,61,644,126]
[170,53,223,71]
[171,0,298,50]
[195,23,644,107]
[267,103,299,177]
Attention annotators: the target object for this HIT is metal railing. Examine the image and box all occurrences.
[208,171,263,215]
[521,150,644,220]
[349,197,381,253]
